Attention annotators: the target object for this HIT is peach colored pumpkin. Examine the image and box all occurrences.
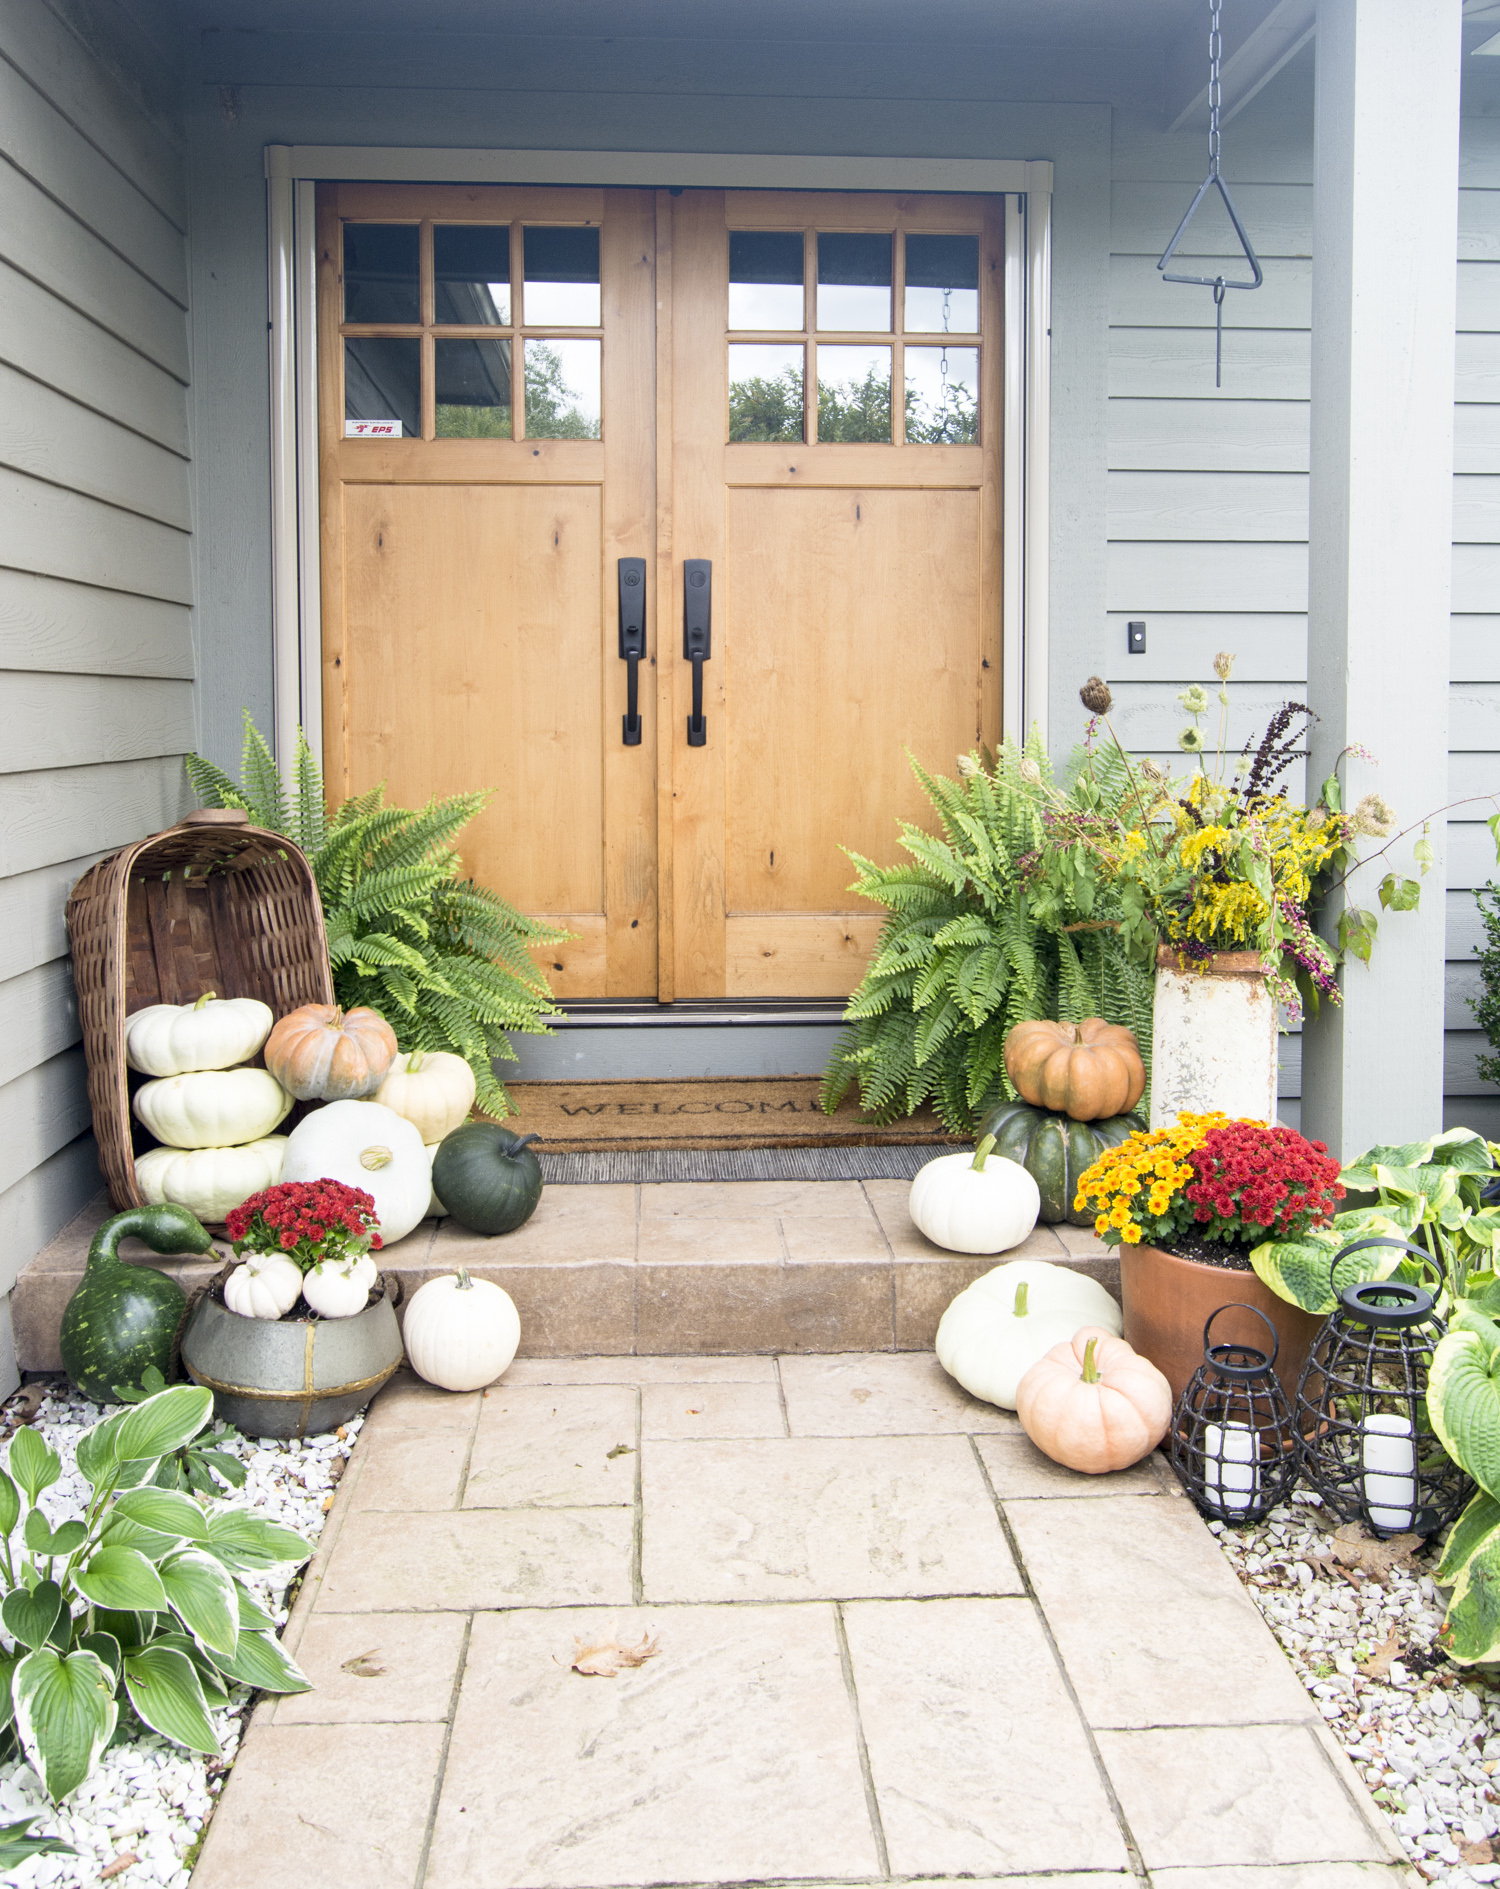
[1003,1017,1146,1122]
[263,1003,398,1101]
[1015,1325,1172,1473]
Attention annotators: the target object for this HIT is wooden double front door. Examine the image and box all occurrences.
[318,182,1004,1001]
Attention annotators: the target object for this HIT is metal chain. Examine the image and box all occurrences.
[1208,0,1223,175]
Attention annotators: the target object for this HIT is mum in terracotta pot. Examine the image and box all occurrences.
[1073,1111,1346,1403]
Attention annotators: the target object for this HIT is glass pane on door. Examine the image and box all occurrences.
[905,345,979,443]
[817,344,891,442]
[343,225,419,324]
[729,232,804,330]
[816,233,892,332]
[434,226,511,325]
[729,343,804,441]
[435,338,513,437]
[904,234,980,333]
[523,228,601,326]
[344,336,420,436]
[524,338,601,438]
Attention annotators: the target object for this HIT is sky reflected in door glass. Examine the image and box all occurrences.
[728,231,804,330]
[817,344,891,441]
[905,345,978,444]
[343,225,419,324]
[344,336,420,436]
[525,338,600,437]
[434,226,510,325]
[729,343,804,441]
[435,338,512,436]
[523,227,601,326]
[817,233,892,332]
[904,234,980,333]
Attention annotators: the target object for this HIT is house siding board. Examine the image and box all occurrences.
[0,0,192,1362]
[1107,71,1500,1126]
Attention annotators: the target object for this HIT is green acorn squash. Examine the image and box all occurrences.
[975,1101,1145,1227]
[431,1124,543,1236]
[59,1204,214,1403]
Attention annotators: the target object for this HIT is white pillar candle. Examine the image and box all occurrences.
[1361,1412,1417,1532]
[1203,1419,1258,1516]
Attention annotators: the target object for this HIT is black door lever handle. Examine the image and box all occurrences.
[683,558,711,746]
[617,557,646,745]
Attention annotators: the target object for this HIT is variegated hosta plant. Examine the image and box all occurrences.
[0,1384,311,1800]
[1430,1310,1500,1663]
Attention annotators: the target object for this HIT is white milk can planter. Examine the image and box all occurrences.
[1149,946,1278,1128]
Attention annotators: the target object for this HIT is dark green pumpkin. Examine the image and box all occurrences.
[976,1101,1145,1227]
[59,1204,213,1404]
[432,1124,544,1236]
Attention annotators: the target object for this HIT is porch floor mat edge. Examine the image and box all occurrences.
[535,1143,972,1184]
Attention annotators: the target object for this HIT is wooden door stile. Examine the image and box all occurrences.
[653,189,677,1003]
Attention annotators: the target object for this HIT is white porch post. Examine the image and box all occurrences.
[1301,0,1462,1159]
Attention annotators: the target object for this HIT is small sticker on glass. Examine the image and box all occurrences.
[345,419,403,438]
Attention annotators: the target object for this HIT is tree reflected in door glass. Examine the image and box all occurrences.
[729,343,804,441]
[904,345,978,443]
[816,346,891,442]
[435,338,512,437]
[524,339,601,438]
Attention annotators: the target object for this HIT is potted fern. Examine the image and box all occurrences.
[186,716,564,1119]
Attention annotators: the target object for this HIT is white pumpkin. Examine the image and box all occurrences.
[125,992,275,1078]
[936,1258,1124,1410]
[280,1100,432,1245]
[224,1253,304,1321]
[909,1135,1041,1255]
[373,1050,476,1146]
[347,1252,379,1292]
[132,1068,293,1150]
[135,1136,288,1220]
[402,1269,520,1391]
[302,1259,371,1319]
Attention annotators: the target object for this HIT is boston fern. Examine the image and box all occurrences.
[187,714,563,1118]
[821,738,1154,1132]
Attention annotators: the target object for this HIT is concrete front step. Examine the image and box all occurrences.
[13,1183,1118,1371]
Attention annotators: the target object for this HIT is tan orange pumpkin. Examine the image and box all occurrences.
[1015,1326,1172,1473]
[1003,1017,1146,1122]
[263,1004,398,1101]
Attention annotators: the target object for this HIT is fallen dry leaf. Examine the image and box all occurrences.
[568,1633,659,1677]
[1358,1629,1402,1680]
[341,1650,387,1679]
[101,1856,139,1881]
[1464,1840,1495,1867]
[606,1443,634,1460]
[3,1386,44,1426]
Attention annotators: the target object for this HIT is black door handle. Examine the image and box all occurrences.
[683,559,711,746]
[617,557,646,746]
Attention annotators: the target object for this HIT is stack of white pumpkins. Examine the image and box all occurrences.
[912,1135,1172,1475]
[129,993,294,1220]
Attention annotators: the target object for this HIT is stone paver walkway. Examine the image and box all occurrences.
[194,1353,1417,1889]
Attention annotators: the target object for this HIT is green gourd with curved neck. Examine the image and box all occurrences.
[59,1205,213,1403]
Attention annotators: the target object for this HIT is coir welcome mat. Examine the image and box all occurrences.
[503,1077,963,1153]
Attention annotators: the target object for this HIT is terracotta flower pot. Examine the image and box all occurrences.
[1119,1241,1321,1406]
[181,1278,403,1439]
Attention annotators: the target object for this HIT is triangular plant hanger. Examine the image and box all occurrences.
[1157,170,1264,292]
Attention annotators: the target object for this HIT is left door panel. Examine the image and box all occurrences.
[317,182,658,999]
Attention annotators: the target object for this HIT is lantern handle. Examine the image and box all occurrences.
[1202,1301,1279,1370]
[1330,1235,1443,1294]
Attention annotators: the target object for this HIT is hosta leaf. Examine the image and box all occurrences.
[1441,1529,1500,1665]
[204,1629,310,1694]
[12,1648,117,1800]
[7,1429,59,1507]
[0,1818,77,1866]
[76,1633,121,1684]
[158,1550,238,1657]
[111,1387,213,1465]
[100,1514,185,1564]
[150,1632,229,1702]
[1,1582,61,1653]
[121,1646,218,1755]
[72,1547,168,1614]
[22,1512,86,1559]
[0,1469,21,1541]
[234,1583,277,1634]
[1429,1315,1500,1499]
[1436,1488,1500,1583]
[114,1488,210,1543]
[203,1511,312,1572]
[1249,1228,1405,1316]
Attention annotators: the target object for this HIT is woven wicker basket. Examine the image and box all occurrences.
[67,809,334,1218]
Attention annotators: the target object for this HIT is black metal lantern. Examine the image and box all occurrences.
[1171,1303,1299,1523]
[1295,1236,1472,1539]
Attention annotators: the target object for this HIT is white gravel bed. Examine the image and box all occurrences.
[0,1381,361,1889]
[1214,1489,1500,1886]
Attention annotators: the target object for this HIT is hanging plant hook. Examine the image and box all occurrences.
[1157,0,1264,386]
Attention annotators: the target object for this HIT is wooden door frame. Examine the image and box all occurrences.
[265,144,1052,786]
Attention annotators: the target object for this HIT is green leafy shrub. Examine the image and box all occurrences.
[186,715,564,1119]
[0,1383,311,1799]
[820,738,1155,1133]
[1472,881,1500,1089]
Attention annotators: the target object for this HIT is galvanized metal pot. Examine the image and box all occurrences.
[181,1279,403,1439]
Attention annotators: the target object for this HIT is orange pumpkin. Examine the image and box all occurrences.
[1015,1326,1172,1474]
[263,1004,398,1101]
[1003,1017,1146,1122]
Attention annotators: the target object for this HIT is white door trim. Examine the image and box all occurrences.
[264,144,1052,766]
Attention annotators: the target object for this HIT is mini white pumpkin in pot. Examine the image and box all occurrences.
[403,1269,520,1391]
[224,1252,304,1321]
[909,1134,1041,1255]
[302,1258,374,1319]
